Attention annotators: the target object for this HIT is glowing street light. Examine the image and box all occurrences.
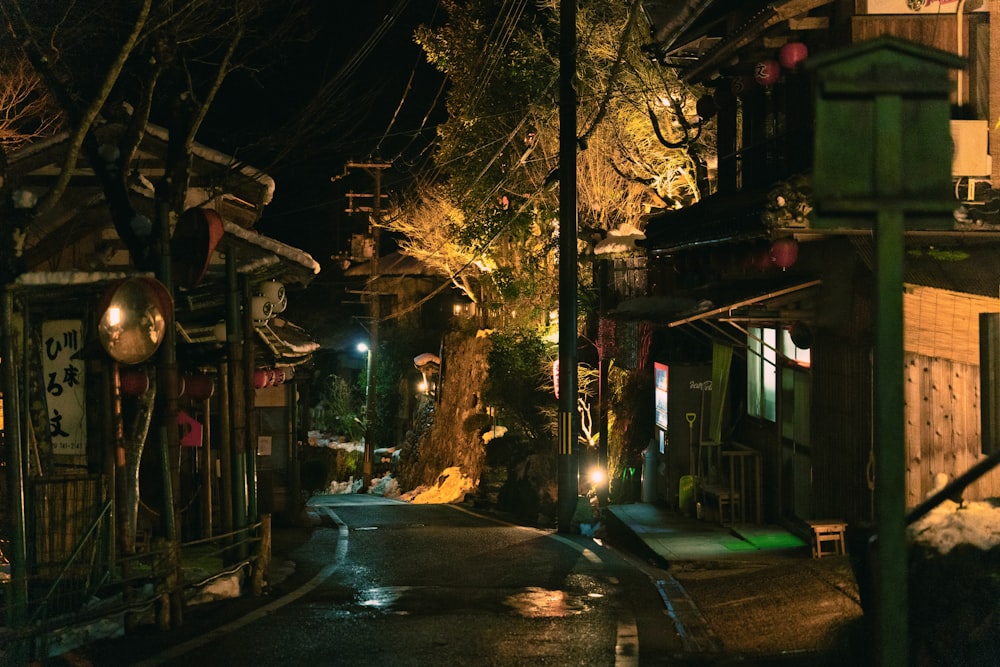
[357,341,374,487]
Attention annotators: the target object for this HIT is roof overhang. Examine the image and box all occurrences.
[667,278,821,328]
[678,0,837,84]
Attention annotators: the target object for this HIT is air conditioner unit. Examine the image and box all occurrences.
[951,119,992,177]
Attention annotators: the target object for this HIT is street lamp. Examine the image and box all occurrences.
[357,341,374,488]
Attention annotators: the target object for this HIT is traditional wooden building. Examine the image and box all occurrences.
[1,119,319,649]
[606,0,1000,532]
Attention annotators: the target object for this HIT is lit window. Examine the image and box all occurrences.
[747,326,777,421]
[780,328,810,367]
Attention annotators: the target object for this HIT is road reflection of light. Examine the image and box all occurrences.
[358,586,410,614]
[504,588,570,618]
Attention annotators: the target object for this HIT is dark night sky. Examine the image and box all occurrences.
[195,1,447,349]
[204,1,446,271]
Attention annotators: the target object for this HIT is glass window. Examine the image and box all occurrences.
[747,326,777,421]
[779,328,810,367]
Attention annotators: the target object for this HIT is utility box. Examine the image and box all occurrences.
[808,36,965,230]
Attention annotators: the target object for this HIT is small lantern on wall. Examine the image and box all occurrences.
[770,237,799,270]
[260,280,287,314]
[251,296,274,323]
[184,374,215,401]
[120,367,150,396]
[253,369,269,389]
[753,60,781,87]
[779,42,809,70]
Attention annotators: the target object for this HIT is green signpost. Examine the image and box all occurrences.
[808,36,964,667]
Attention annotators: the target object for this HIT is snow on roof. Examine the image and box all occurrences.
[7,131,72,163]
[143,125,275,205]
[15,270,139,286]
[594,223,646,255]
[223,219,320,275]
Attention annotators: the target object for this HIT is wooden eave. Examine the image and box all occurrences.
[679,0,837,84]
[640,189,773,255]
[667,278,821,328]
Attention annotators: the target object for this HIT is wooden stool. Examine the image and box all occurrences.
[807,520,847,558]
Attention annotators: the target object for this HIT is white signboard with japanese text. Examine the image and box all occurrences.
[41,320,87,456]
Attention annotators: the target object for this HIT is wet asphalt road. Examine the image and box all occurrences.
[69,494,686,666]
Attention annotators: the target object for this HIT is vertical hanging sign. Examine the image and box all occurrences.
[41,320,87,456]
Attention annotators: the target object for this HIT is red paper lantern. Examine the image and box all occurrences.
[184,374,215,401]
[779,42,808,70]
[253,369,269,389]
[771,237,799,270]
[120,367,150,396]
[753,60,781,87]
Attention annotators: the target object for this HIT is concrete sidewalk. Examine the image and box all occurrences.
[605,502,810,562]
[604,502,867,665]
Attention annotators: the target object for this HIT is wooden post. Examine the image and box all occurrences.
[557,0,579,532]
[2,290,28,663]
[980,314,1000,455]
[990,2,1000,188]
[218,360,234,547]
[808,37,963,667]
[200,396,213,539]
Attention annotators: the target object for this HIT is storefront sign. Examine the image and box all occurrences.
[41,320,86,456]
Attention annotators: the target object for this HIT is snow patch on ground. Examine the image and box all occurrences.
[909,499,1000,554]
[327,476,364,494]
[368,474,402,498]
[400,467,476,504]
[482,426,507,443]
[187,571,244,605]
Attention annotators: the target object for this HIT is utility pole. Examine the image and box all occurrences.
[557,0,579,532]
[342,161,391,490]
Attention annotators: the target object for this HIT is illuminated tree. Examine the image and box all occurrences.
[384,181,484,303]
[0,52,62,150]
[401,0,713,330]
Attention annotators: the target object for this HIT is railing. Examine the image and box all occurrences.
[0,510,270,661]
[720,443,763,525]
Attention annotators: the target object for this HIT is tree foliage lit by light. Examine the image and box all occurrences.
[395,0,713,332]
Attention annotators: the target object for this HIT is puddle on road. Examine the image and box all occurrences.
[502,587,600,618]
[359,586,412,615]
[355,585,599,618]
